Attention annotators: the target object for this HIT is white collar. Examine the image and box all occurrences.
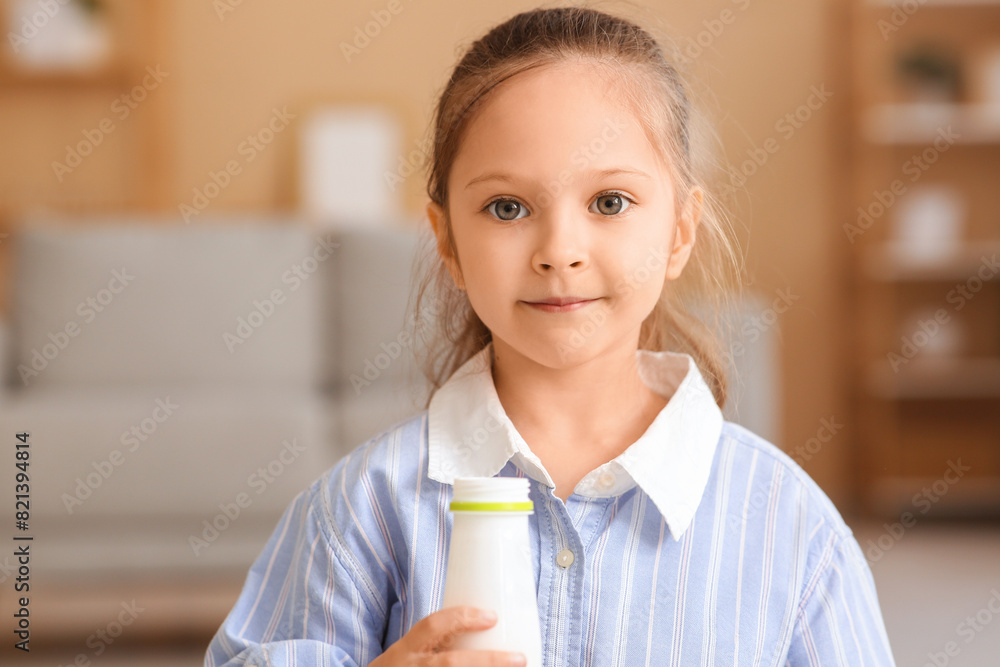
[427,341,724,541]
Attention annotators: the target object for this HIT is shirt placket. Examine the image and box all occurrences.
[534,485,614,667]
[537,490,579,667]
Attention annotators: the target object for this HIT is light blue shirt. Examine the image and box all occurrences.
[206,341,896,666]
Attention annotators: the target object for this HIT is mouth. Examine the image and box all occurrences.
[522,297,599,312]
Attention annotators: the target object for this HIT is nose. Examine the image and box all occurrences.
[532,206,589,274]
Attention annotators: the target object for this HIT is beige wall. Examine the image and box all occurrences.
[1,0,854,506]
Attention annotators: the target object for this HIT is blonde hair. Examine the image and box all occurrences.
[406,4,744,410]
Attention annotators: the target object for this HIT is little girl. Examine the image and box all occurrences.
[207,6,896,666]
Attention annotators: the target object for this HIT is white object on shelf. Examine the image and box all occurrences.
[890,184,965,264]
[862,239,1000,281]
[298,106,403,228]
[864,103,1000,144]
[6,0,112,71]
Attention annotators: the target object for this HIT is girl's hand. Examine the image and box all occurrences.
[370,605,527,666]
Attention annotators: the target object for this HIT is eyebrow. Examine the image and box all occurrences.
[464,167,652,190]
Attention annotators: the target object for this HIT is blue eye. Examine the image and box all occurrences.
[485,198,528,221]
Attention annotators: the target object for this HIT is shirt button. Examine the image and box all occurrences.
[597,472,616,490]
[556,548,575,568]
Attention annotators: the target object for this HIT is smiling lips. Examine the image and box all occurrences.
[523,296,598,312]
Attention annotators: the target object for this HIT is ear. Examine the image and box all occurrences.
[426,200,465,290]
[664,186,703,281]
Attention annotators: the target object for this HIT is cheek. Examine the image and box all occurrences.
[462,226,526,280]
[462,237,503,284]
[617,243,670,297]
[460,242,511,314]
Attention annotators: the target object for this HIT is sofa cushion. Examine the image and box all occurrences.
[8,216,327,390]
[333,223,424,390]
[0,384,334,518]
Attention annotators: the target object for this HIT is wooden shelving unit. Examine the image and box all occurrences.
[849,0,1000,517]
[0,0,169,317]
[0,61,131,87]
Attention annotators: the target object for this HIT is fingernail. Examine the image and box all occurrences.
[480,609,497,622]
[509,654,527,666]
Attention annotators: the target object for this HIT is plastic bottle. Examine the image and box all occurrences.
[441,476,542,666]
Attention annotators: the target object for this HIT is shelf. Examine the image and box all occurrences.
[0,61,130,88]
[3,574,245,647]
[866,356,1000,399]
[864,103,1000,144]
[862,240,1000,281]
[868,476,1000,517]
[868,0,1000,7]
[851,0,1000,518]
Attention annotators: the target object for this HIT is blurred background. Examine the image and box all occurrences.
[0,0,998,664]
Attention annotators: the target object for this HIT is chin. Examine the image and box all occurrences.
[548,337,601,365]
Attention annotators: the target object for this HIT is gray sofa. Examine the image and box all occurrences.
[0,215,432,582]
[0,215,778,587]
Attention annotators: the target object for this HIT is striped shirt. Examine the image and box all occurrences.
[205,341,897,666]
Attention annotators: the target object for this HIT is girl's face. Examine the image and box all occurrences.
[427,60,702,368]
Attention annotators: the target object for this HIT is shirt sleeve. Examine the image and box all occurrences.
[785,530,897,666]
[204,477,388,666]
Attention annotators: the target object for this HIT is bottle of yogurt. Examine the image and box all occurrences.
[441,476,542,666]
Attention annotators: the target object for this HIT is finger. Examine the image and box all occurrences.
[434,650,527,667]
[412,606,497,652]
